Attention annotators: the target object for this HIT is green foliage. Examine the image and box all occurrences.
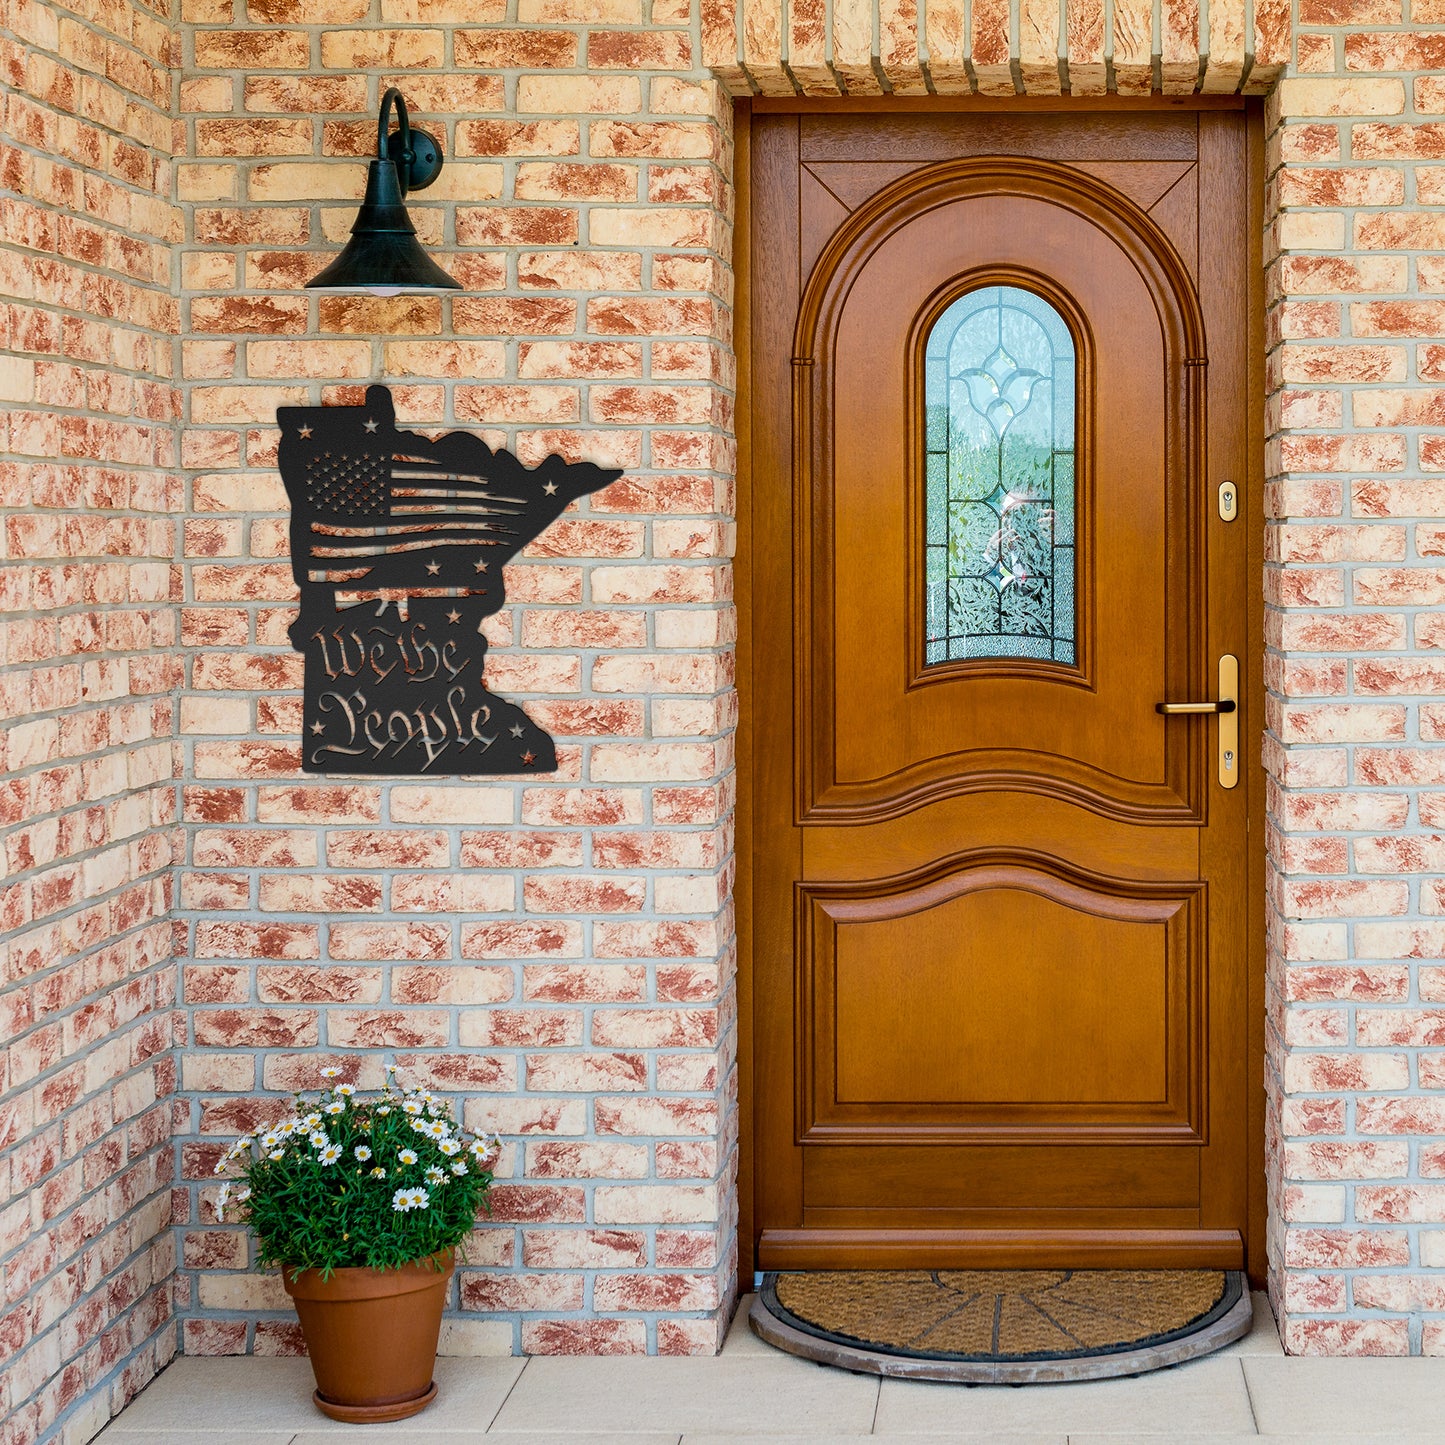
[213,1068,500,1277]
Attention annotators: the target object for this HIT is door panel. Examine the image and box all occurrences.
[834,891,1171,1107]
[750,109,1256,1271]
[807,864,1195,1120]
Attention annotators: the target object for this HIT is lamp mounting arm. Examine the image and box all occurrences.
[377,86,443,197]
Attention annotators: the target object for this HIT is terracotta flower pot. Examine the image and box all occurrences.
[282,1250,453,1423]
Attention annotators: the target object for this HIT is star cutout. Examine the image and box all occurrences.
[425,561,441,575]
[298,425,312,439]
[508,724,525,738]
[364,418,379,433]
[473,560,489,574]
[521,750,536,766]
[542,481,558,496]
[310,721,325,735]
[446,608,462,624]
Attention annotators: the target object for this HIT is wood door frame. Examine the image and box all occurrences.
[733,97,1268,1286]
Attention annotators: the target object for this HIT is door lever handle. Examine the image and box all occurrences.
[1155,655,1240,789]
[1155,699,1236,714]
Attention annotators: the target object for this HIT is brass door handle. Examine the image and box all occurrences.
[1155,655,1239,789]
[1155,699,1236,714]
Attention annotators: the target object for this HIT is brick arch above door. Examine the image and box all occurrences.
[702,0,1289,97]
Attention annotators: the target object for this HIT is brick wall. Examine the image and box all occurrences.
[18,1,1445,1436]
[0,0,183,1440]
[171,1,740,1360]
[1265,6,1445,1357]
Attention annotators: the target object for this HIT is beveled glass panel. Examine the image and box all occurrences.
[924,285,1077,666]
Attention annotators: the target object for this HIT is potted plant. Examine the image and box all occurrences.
[214,1065,500,1423]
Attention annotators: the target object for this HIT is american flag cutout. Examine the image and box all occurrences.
[281,385,616,592]
[277,385,620,776]
[301,451,524,578]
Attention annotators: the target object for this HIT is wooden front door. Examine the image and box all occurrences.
[746,107,1261,1272]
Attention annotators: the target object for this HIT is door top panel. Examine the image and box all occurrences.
[799,112,1200,164]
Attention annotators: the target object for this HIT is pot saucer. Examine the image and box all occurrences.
[312,1380,437,1423]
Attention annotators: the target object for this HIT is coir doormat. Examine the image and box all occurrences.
[750,1269,1251,1382]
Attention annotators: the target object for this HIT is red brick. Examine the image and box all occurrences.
[526,1053,647,1092]
[524,1142,648,1181]
[257,965,382,1004]
[193,1010,318,1048]
[455,29,578,68]
[462,921,584,959]
[588,30,693,68]
[454,208,579,247]
[454,120,580,157]
[521,1319,646,1354]
[194,922,319,960]
[327,1010,451,1049]
[461,1008,581,1048]
[328,922,449,961]
[485,1185,586,1225]
[462,1273,584,1312]
[593,1274,716,1312]
[521,1227,647,1266]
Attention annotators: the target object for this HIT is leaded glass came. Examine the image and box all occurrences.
[924,285,1077,666]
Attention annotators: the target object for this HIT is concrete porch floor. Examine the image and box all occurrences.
[96,1293,1445,1443]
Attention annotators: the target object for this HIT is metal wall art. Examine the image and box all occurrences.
[278,385,621,774]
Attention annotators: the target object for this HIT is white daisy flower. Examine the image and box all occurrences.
[321,1067,341,1079]
[302,1113,322,1130]
[376,1105,392,1116]
[438,1139,461,1156]
[324,1100,345,1116]
[259,1131,280,1150]
[354,1145,372,1162]
[370,1166,387,1179]
[391,1187,422,1212]
[268,1149,284,1161]
[235,1187,250,1203]
[278,1120,298,1135]
[386,1063,399,1074]
[398,1148,418,1166]
[402,1100,424,1115]
[309,1130,329,1149]
[319,1144,342,1165]
[334,1083,356,1097]
[423,1120,448,1140]
[212,1159,227,1177]
[450,1161,468,1176]
[425,1166,445,1185]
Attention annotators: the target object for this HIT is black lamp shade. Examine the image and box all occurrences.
[306,91,460,296]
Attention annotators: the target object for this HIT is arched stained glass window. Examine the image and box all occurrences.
[924,285,1077,666]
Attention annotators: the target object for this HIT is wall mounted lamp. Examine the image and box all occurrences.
[306,87,460,296]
